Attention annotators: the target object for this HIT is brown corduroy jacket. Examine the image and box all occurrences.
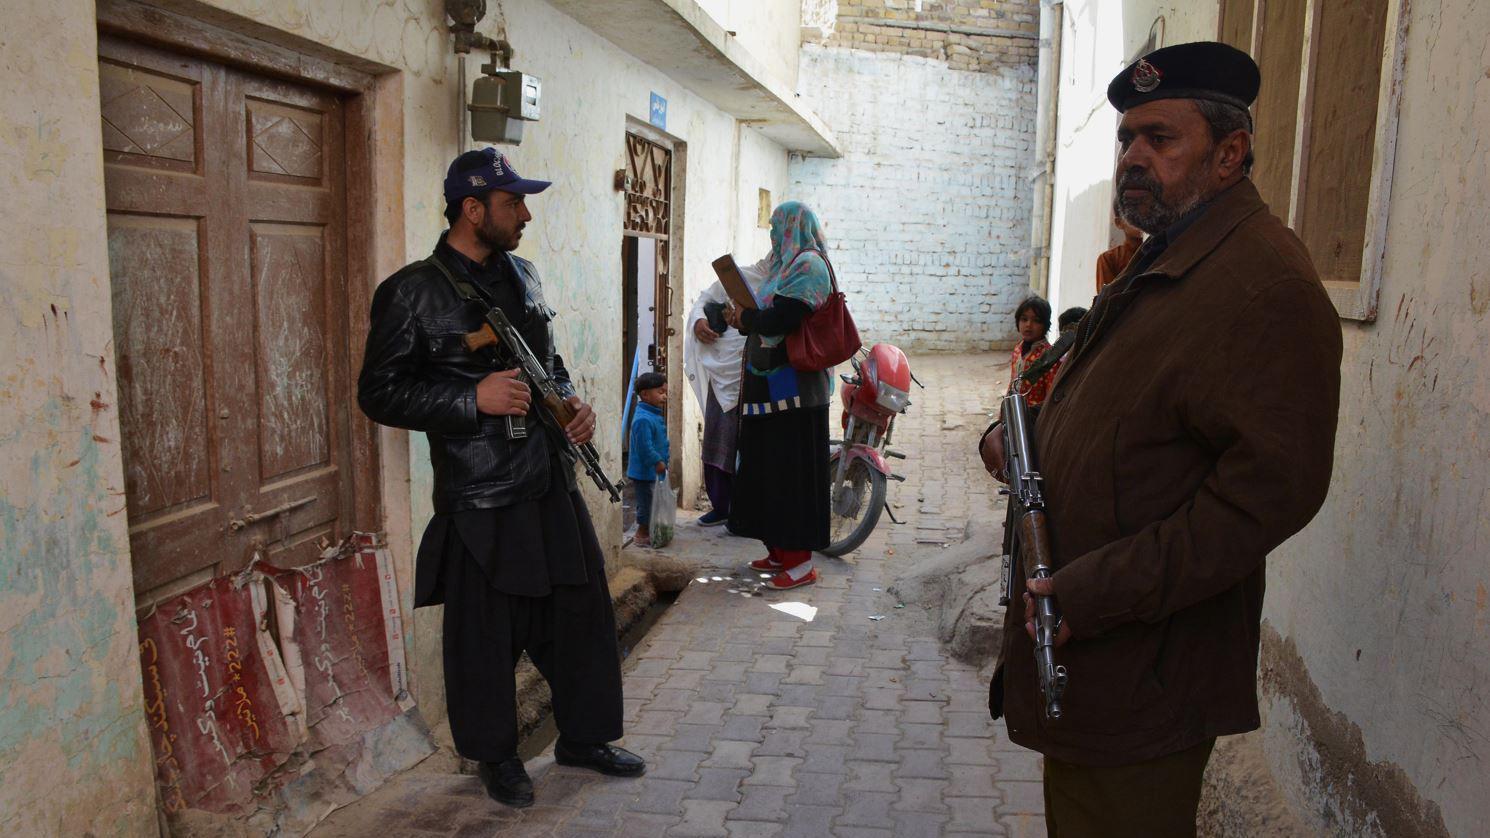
[992,179,1343,766]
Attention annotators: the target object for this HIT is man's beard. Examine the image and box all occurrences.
[1113,163,1209,235]
[477,217,521,252]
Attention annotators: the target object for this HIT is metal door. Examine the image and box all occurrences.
[100,37,357,596]
[621,133,673,372]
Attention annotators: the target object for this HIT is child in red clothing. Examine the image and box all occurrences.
[1007,295,1059,406]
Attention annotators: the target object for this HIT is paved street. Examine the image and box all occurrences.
[312,353,1043,837]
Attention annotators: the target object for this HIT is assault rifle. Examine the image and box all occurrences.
[463,309,623,504]
[998,389,1068,720]
[423,256,623,504]
[997,330,1075,610]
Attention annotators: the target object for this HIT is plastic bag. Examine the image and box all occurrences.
[650,472,677,548]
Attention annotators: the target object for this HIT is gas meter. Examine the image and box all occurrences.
[469,69,541,145]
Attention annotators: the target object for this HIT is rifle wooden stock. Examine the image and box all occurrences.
[465,325,580,426]
[464,324,499,353]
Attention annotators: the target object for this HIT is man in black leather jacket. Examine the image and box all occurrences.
[358,148,644,807]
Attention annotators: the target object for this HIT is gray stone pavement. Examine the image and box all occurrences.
[310,353,1045,837]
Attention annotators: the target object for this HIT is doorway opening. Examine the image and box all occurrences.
[620,129,677,532]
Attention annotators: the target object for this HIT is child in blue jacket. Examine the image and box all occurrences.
[627,372,670,546]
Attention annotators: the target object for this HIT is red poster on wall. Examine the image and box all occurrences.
[267,533,409,750]
[136,533,411,816]
[137,575,303,813]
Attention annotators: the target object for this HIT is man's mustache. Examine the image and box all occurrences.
[1117,170,1163,197]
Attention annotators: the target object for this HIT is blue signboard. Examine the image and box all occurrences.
[649,92,668,131]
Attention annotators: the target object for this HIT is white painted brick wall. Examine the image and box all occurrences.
[788,44,1036,350]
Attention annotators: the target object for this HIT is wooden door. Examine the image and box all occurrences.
[101,37,357,596]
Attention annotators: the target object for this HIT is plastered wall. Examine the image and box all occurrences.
[735,126,789,262]
[1,0,793,819]
[788,43,1036,351]
[0,2,159,833]
[695,0,804,88]
[1256,0,1490,832]
[1046,1,1487,832]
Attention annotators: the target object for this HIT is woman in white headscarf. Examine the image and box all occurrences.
[683,254,770,526]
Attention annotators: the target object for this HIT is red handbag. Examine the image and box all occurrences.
[786,251,862,371]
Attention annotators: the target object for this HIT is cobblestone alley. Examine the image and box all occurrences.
[311,353,1041,837]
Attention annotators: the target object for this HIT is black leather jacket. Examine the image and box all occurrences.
[357,241,578,513]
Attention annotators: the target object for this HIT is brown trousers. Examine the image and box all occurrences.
[1042,738,1215,838]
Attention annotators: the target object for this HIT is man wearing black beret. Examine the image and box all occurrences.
[982,42,1343,836]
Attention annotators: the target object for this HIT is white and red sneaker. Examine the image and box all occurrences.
[748,557,782,572]
[764,568,818,590]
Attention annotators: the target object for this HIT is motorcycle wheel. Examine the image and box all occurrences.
[823,456,888,557]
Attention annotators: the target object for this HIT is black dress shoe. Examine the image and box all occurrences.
[553,740,647,777]
[477,757,534,808]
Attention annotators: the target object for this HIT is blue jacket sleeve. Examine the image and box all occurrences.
[628,413,667,479]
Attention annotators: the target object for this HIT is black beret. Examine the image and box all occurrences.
[1107,41,1260,113]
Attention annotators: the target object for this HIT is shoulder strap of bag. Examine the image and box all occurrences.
[786,248,840,295]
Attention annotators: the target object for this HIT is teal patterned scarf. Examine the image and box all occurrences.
[758,202,833,349]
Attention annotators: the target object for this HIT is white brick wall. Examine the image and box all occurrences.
[788,44,1037,350]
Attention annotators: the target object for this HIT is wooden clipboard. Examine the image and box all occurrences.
[711,254,759,310]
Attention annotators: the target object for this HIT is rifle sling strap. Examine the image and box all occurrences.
[422,254,494,310]
[1018,331,1075,385]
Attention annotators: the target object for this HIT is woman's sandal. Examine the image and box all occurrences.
[764,569,818,590]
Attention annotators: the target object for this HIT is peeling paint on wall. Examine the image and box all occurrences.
[1259,624,1450,837]
[1,0,158,832]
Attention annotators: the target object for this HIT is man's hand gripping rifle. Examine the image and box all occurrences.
[465,311,624,504]
[999,390,1069,720]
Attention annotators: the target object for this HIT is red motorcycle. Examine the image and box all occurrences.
[825,343,921,555]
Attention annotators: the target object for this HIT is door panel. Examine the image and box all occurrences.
[107,214,214,518]
[240,76,349,571]
[654,238,671,372]
[99,58,199,170]
[252,223,331,480]
[247,99,325,181]
[101,36,358,596]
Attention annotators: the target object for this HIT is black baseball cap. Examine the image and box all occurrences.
[1107,41,1261,113]
[443,147,551,203]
